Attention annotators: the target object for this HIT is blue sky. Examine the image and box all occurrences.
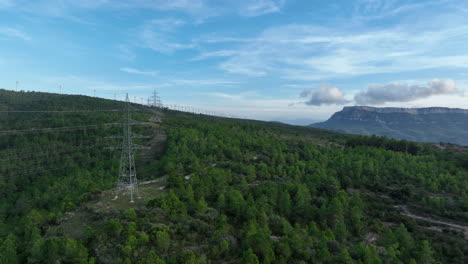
[1,0,468,124]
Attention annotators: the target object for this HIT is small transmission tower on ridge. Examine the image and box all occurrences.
[147,89,163,108]
[107,93,149,202]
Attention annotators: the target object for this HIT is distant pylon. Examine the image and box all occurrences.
[106,94,149,202]
[148,89,163,108]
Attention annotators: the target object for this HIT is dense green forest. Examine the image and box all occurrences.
[0,90,467,263]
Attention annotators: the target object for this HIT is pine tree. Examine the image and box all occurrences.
[364,245,382,264]
[155,231,170,253]
[125,208,137,221]
[0,234,18,264]
[385,244,402,264]
[242,248,260,264]
[338,249,353,264]
[417,240,435,264]
[141,251,165,264]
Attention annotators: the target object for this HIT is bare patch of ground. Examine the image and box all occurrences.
[87,178,167,214]
[47,177,167,240]
[395,205,468,240]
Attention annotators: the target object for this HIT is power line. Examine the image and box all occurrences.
[0,136,113,156]
[1,156,113,182]
[0,123,121,136]
[0,140,107,157]
[0,143,108,162]
[0,109,120,113]
[2,154,108,176]
[0,92,160,190]
[0,150,110,175]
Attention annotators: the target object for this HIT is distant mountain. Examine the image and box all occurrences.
[310,106,468,145]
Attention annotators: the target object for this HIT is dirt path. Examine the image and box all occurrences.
[395,205,468,240]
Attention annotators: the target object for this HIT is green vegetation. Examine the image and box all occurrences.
[0,90,467,263]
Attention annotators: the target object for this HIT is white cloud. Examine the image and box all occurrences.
[211,23,468,80]
[0,27,31,41]
[354,79,460,105]
[148,18,186,31]
[0,0,99,23]
[2,0,284,22]
[119,0,212,19]
[120,67,158,77]
[353,0,443,21]
[195,35,255,44]
[172,79,239,86]
[355,0,398,15]
[301,84,349,106]
[41,75,158,92]
[241,0,285,17]
[191,50,238,61]
[220,59,267,76]
[206,92,243,100]
[140,18,194,54]
[127,0,286,18]
[205,91,258,100]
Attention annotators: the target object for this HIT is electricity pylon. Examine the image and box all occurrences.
[107,94,149,202]
[147,89,163,108]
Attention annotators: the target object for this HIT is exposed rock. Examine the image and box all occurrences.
[310,106,468,145]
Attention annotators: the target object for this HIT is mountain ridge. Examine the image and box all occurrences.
[340,106,468,115]
[310,106,468,145]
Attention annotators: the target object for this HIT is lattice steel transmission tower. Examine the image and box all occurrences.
[147,89,163,108]
[107,94,149,202]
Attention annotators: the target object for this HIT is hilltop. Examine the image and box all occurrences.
[0,90,467,264]
[310,106,468,145]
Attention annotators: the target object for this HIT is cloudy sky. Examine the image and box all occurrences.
[1,0,468,124]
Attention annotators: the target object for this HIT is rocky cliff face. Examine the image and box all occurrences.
[310,106,468,145]
[340,106,468,115]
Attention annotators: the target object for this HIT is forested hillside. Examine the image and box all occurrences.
[0,90,467,263]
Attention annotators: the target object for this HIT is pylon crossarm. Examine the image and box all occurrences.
[106,135,123,139]
[106,121,150,125]
[131,144,150,150]
[104,146,123,150]
[106,134,150,139]
[130,134,151,139]
[129,121,151,125]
